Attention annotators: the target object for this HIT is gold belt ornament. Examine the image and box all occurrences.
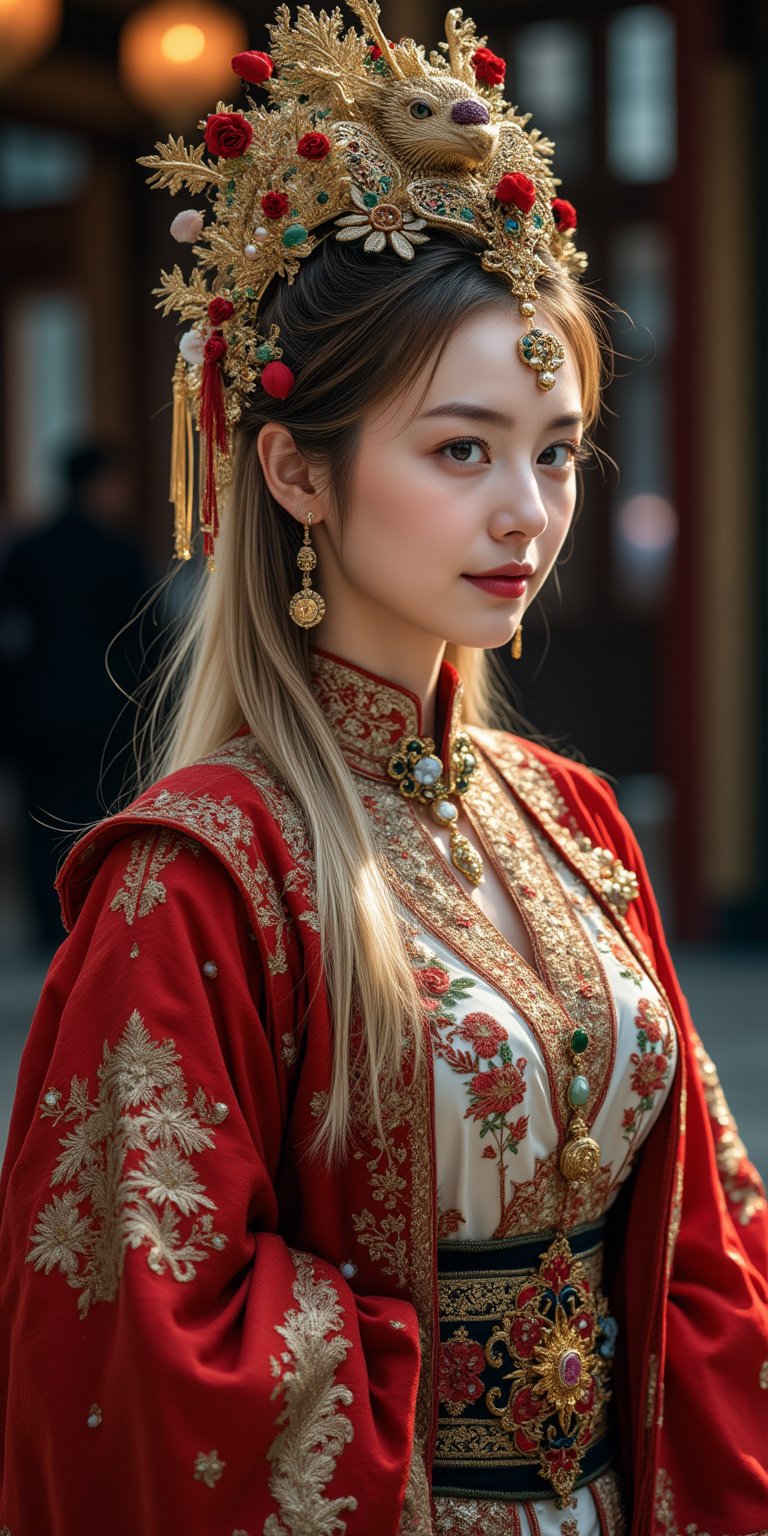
[434,1222,617,1507]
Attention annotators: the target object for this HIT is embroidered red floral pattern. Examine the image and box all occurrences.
[412,951,530,1238]
[621,995,675,1160]
[438,1326,486,1416]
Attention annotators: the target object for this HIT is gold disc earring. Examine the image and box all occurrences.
[511,624,523,659]
[288,509,326,628]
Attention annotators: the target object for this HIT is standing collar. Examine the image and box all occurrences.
[308,646,465,783]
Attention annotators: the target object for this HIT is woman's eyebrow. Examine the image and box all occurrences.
[418,402,584,430]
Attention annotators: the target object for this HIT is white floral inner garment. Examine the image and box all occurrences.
[403,820,678,1536]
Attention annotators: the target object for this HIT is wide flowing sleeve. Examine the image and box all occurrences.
[0,831,423,1536]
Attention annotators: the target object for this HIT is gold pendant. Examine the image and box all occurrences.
[448,824,483,886]
[559,1112,601,1184]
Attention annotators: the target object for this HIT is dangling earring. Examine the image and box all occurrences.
[289,509,326,628]
[511,624,523,660]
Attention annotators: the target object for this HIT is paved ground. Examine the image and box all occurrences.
[2,942,767,1182]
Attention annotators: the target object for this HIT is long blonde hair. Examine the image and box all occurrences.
[135,231,610,1159]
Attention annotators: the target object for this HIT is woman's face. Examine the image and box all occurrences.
[311,304,584,664]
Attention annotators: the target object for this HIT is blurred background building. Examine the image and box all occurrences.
[0,0,766,1168]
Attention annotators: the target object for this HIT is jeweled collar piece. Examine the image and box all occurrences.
[308,646,484,883]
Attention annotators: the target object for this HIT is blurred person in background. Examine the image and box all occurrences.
[0,439,151,949]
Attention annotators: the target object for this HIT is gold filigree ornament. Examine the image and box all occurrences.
[485,1235,614,1507]
[138,0,588,568]
[387,728,483,884]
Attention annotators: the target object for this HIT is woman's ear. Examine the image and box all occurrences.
[256,421,327,525]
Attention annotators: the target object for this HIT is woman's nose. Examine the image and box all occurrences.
[492,479,549,539]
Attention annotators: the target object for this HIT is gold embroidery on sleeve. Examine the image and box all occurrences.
[110,830,200,925]
[693,1035,767,1227]
[194,1449,226,1487]
[264,1250,357,1536]
[759,1360,768,1390]
[26,1011,228,1316]
[397,1442,433,1535]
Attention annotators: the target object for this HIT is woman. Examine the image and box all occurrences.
[1,7,767,1535]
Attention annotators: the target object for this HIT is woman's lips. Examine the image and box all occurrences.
[463,574,529,598]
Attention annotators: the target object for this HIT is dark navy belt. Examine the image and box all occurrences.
[432,1217,618,1509]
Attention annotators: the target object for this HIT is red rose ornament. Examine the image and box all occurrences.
[495,172,537,214]
[231,50,274,85]
[551,197,578,231]
[204,112,253,160]
[296,132,330,160]
[261,190,290,219]
[471,46,506,87]
[207,298,235,325]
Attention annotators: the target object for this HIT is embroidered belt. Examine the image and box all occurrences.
[433,1217,618,1509]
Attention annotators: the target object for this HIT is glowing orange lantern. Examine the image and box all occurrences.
[0,0,61,85]
[119,3,248,125]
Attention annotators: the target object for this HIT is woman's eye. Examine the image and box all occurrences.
[439,437,489,464]
[409,99,433,118]
[538,440,580,470]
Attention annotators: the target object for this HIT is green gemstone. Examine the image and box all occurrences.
[245,287,255,298]
[255,343,273,361]
[362,191,378,207]
[460,208,475,221]
[571,1028,589,1054]
[282,223,308,247]
[379,176,392,192]
[316,190,329,204]
[568,1075,590,1108]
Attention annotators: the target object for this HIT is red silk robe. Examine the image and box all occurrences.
[1,649,767,1536]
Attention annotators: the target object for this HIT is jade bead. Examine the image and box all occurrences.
[571,1028,589,1054]
[282,224,308,247]
[568,1074,590,1107]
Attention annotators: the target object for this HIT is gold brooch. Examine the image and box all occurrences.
[387,730,483,885]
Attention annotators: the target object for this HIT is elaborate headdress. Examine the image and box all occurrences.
[139,1,587,569]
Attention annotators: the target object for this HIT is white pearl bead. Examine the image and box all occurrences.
[244,243,258,259]
[252,226,268,241]
[435,800,458,822]
[463,753,476,771]
[202,960,218,978]
[340,1261,358,1279]
[413,755,442,785]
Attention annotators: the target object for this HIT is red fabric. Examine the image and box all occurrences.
[0,722,766,1533]
[518,740,768,1533]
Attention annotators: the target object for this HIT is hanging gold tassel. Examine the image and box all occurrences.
[170,354,194,561]
[511,623,523,659]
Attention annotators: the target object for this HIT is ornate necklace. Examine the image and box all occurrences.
[386,729,484,885]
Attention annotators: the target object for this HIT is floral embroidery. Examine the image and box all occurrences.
[110,830,200,925]
[693,1034,767,1226]
[281,1031,298,1066]
[194,1449,226,1487]
[351,1101,409,1287]
[438,1327,485,1416]
[654,1466,714,1536]
[416,953,530,1239]
[621,996,675,1161]
[26,1011,228,1316]
[592,926,645,988]
[437,1208,466,1238]
[264,1250,357,1536]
